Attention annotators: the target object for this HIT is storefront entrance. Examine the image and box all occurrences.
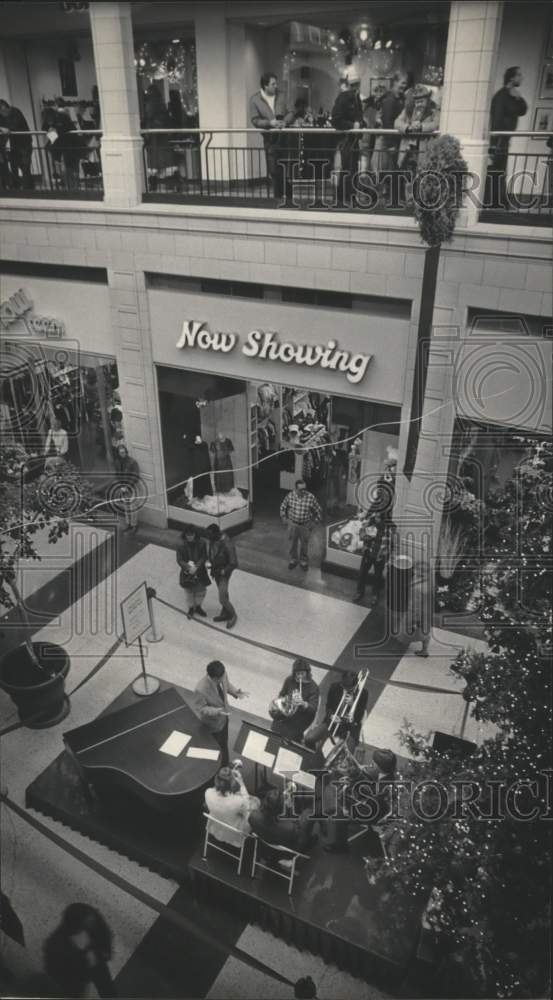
[157,365,401,570]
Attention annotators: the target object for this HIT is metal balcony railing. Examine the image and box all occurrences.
[482,131,553,225]
[0,129,103,198]
[141,127,440,213]
[2,125,549,224]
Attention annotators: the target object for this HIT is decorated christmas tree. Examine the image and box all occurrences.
[367,439,552,998]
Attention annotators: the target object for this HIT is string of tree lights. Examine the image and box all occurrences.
[365,438,552,999]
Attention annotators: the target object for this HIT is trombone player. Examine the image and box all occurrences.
[304,670,368,750]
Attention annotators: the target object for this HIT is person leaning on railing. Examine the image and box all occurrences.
[488,66,528,209]
[331,70,364,206]
[249,71,294,199]
[377,72,409,172]
[0,98,33,190]
[42,104,86,191]
[393,84,440,207]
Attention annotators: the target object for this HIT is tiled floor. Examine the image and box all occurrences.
[1,539,493,998]
[0,522,109,619]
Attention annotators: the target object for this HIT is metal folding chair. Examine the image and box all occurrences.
[202,812,249,875]
[250,834,309,895]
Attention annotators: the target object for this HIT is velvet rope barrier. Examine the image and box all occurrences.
[154,594,466,697]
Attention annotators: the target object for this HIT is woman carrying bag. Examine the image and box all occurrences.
[176,524,210,620]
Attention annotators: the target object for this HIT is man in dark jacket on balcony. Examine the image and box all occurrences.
[488,66,528,208]
[331,71,363,206]
[0,99,33,190]
[250,72,293,199]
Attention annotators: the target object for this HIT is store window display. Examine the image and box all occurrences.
[255,383,277,445]
[159,368,250,528]
[158,365,401,562]
[0,342,125,483]
[323,395,400,569]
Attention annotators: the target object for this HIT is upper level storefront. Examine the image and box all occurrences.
[0,0,551,227]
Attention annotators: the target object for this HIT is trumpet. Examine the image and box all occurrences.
[271,679,305,717]
[328,670,369,740]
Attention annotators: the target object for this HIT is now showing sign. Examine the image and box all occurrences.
[0,287,65,338]
[176,320,372,385]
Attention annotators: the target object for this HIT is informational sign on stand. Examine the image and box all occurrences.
[120,582,161,696]
[121,582,152,646]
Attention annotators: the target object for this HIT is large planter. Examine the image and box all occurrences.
[386,554,414,614]
[0,642,70,728]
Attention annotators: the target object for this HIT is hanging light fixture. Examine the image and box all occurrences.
[356,19,375,49]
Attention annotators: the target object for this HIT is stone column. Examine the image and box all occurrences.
[194,4,233,182]
[89,1,143,207]
[440,0,504,227]
[108,266,167,529]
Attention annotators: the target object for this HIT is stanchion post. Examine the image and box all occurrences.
[132,635,160,697]
[146,586,164,643]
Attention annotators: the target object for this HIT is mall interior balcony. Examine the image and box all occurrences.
[0,0,551,225]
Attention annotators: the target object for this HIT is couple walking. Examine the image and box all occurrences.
[177,523,238,629]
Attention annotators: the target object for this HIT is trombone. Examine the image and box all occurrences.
[328,669,369,741]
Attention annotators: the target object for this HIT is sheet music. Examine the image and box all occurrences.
[159,731,191,757]
[242,730,275,767]
[295,769,317,790]
[187,746,220,761]
[274,747,303,777]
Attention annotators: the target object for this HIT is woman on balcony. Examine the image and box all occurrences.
[394,84,440,207]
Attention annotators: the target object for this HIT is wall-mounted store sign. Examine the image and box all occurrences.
[0,288,65,338]
[176,320,373,385]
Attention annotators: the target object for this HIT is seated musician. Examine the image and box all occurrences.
[363,748,398,827]
[319,747,398,854]
[204,760,260,848]
[249,787,317,859]
[319,750,359,854]
[304,670,368,750]
[269,658,319,743]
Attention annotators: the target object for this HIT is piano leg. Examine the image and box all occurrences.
[65,743,96,805]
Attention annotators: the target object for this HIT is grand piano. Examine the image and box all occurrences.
[64,687,221,815]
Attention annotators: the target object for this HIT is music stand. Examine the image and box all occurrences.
[234,720,319,797]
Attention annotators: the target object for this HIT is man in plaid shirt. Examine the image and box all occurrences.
[280,478,322,570]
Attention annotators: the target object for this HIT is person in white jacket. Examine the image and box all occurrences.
[204,761,259,848]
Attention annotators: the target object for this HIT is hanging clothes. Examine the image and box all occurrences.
[210,437,234,493]
[189,441,213,497]
[327,447,348,508]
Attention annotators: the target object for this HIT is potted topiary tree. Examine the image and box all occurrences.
[0,446,96,728]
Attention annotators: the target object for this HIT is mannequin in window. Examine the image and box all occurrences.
[327,435,348,512]
[210,432,235,493]
[189,435,213,497]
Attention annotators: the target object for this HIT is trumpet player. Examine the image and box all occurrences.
[269,658,319,742]
[304,671,368,750]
